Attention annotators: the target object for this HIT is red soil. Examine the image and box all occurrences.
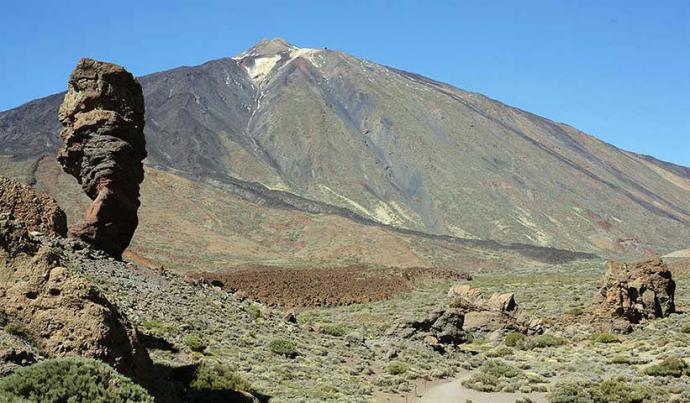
[193,265,470,307]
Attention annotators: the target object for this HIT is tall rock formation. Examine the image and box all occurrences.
[57,58,146,259]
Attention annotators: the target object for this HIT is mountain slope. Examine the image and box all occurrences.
[1,38,688,255]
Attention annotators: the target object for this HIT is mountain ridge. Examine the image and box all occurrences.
[1,38,688,257]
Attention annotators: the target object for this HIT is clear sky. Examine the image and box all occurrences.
[1,0,688,166]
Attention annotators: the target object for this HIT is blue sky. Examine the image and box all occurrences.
[1,0,688,166]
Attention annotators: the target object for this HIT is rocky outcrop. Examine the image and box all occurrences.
[0,216,152,382]
[0,213,39,257]
[446,284,543,335]
[388,284,542,350]
[0,177,67,237]
[593,258,675,327]
[387,308,468,350]
[57,58,146,259]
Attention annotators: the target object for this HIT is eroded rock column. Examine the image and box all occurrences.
[57,58,146,259]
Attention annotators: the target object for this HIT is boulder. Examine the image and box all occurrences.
[57,58,146,259]
[448,284,517,314]
[593,258,675,325]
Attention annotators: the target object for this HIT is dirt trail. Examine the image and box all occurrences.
[383,371,548,403]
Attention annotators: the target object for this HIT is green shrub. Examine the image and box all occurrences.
[643,356,689,377]
[462,360,523,392]
[183,334,208,352]
[190,360,252,392]
[268,339,297,358]
[480,360,520,379]
[610,355,632,364]
[504,331,526,347]
[321,324,348,337]
[598,379,649,403]
[548,380,597,403]
[486,346,513,357]
[0,357,152,402]
[142,320,175,337]
[549,379,650,403]
[386,361,409,375]
[524,334,566,350]
[591,332,621,344]
[245,304,263,320]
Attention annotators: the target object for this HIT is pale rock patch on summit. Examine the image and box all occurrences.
[233,38,323,86]
[243,54,281,84]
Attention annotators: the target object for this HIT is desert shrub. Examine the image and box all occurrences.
[321,324,348,337]
[3,323,23,337]
[0,357,152,402]
[268,339,297,358]
[549,380,597,403]
[504,331,526,347]
[183,334,208,352]
[643,356,689,377]
[681,323,690,334]
[386,361,409,375]
[245,304,263,320]
[142,320,175,337]
[462,360,522,392]
[190,360,252,392]
[591,332,621,344]
[481,360,520,379]
[598,379,649,403]
[524,334,566,350]
[486,346,513,357]
[610,355,633,364]
[549,379,650,403]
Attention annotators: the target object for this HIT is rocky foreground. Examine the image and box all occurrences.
[2,199,689,402]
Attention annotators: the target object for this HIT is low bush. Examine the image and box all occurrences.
[0,357,152,402]
[598,379,650,403]
[190,360,252,392]
[268,338,297,358]
[481,360,520,379]
[549,378,650,403]
[462,360,523,392]
[504,331,526,347]
[523,334,566,350]
[680,323,690,334]
[591,332,620,344]
[183,334,208,352]
[386,361,409,375]
[245,304,263,320]
[643,356,688,377]
[142,320,175,337]
[321,324,348,337]
[486,346,513,357]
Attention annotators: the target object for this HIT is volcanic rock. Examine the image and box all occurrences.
[448,284,517,314]
[593,258,675,326]
[387,307,469,346]
[0,216,152,382]
[57,58,146,259]
[389,284,542,347]
[0,177,67,237]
